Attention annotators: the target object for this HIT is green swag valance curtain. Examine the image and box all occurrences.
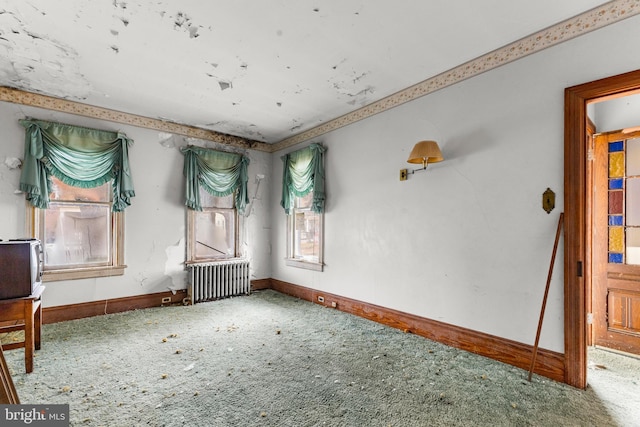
[19,119,135,212]
[280,143,325,215]
[181,146,249,213]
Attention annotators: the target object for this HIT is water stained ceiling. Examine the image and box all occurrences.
[0,1,613,144]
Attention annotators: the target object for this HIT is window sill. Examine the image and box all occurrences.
[186,258,247,266]
[43,265,126,282]
[285,258,324,272]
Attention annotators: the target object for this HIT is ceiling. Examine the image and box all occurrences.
[0,1,617,146]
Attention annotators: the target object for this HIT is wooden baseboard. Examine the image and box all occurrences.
[43,289,188,324]
[251,279,271,291]
[270,279,566,383]
[40,278,566,383]
[43,278,270,323]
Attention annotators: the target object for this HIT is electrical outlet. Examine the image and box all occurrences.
[331,301,337,308]
[400,169,408,181]
[161,297,171,304]
[317,296,325,303]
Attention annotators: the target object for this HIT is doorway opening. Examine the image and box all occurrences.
[565,69,640,389]
[589,125,640,356]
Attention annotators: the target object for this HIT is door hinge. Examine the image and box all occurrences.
[587,313,593,324]
[577,261,583,277]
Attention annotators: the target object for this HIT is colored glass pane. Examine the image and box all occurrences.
[609,178,623,190]
[609,215,623,226]
[609,226,624,253]
[609,141,624,152]
[609,152,624,178]
[609,190,623,214]
[609,253,624,263]
[627,138,640,176]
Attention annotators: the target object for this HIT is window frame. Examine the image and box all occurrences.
[27,198,126,282]
[285,192,324,272]
[186,192,241,264]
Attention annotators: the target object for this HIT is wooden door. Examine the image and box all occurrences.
[593,129,640,355]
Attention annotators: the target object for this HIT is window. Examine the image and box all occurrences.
[30,176,125,281]
[181,145,248,263]
[606,137,640,264]
[19,119,134,282]
[286,191,323,270]
[187,189,238,262]
[280,143,326,271]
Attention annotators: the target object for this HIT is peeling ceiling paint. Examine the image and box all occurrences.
[0,7,91,100]
[0,1,627,144]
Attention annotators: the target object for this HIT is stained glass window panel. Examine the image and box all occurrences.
[609,141,624,152]
[609,215,623,226]
[609,191,624,215]
[609,152,625,178]
[609,178,623,190]
[609,253,624,263]
[609,226,624,253]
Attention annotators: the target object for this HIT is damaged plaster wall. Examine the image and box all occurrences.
[0,101,271,308]
[156,131,273,283]
[0,105,27,239]
[0,7,93,100]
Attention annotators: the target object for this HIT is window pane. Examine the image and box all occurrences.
[627,227,640,265]
[294,209,320,262]
[199,188,234,209]
[627,138,640,176]
[43,202,111,267]
[49,176,110,202]
[286,190,323,269]
[295,192,314,209]
[194,209,235,259]
[627,177,640,226]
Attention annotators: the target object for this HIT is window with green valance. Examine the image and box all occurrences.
[19,119,136,212]
[280,143,325,215]
[181,145,249,214]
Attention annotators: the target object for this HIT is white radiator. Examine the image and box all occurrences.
[188,260,250,304]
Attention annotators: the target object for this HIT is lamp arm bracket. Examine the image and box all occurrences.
[409,164,429,174]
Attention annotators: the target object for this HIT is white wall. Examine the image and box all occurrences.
[593,93,640,132]
[0,103,272,308]
[271,14,640,353]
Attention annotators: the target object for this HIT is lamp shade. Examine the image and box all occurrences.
[407,140,443,164]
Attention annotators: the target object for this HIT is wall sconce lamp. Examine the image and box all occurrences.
[400,140,443,181]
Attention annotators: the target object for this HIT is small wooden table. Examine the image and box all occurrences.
[0,286,44,373]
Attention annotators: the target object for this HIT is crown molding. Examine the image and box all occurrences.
[271,0,640,152]
[0,86,271,153]
[1,1,638,154]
